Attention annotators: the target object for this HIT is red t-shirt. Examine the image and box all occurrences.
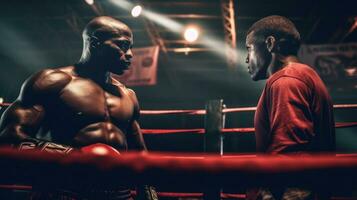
[254,63,335,154]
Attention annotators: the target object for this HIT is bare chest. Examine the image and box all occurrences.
[49,79,135,124]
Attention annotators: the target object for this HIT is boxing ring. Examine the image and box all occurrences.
[0,101,357,199]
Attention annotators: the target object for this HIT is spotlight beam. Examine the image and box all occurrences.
[109,0,239,65]
[110,0,182,31]
[142,10,183,32]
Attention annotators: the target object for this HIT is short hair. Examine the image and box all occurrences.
[247,15,301,55]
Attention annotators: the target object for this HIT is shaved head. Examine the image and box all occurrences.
[79,16,133,64]
[83,16,132,42]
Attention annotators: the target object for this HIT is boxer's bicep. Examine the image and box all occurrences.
[1,102,75,154]
[0,100,45,143]
[0,70,51,143]
[0,69,71,144]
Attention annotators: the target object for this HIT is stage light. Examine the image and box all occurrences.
[109,0,182,31]
[108,0,238,62]
[84,0,94,5]
[131,5,142,17]
[184,26,199,43]
[345,67,357,77]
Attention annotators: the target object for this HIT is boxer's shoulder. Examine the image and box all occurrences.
[31,67,73,92]
[17,67,72,102]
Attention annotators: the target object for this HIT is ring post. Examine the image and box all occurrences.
[204,99,224,200]
[204,99,224,154]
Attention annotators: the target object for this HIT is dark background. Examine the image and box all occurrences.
[0,0,356,153]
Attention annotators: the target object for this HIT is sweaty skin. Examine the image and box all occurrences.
[0,16,146,152]
[0,16,158,200]
[0,65,145,152]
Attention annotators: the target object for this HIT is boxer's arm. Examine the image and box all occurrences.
[0,100,45,144]
[127,120,147,151]
[126,89,147,151]
[126,89,158,199]
[0,69,73,154]
[0,101,74,154]
[128,121,159,200]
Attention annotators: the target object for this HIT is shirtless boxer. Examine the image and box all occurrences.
[0,16,157,200]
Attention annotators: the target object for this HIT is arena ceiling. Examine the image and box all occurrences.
[1,0,356,62]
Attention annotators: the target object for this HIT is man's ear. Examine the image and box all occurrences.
[90,36,101,48]
[265,36,276,53]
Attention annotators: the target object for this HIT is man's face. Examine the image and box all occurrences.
[245,32,271,81]
[98,29,133,75]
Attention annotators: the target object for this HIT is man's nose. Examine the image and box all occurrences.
[245,55,249,63]
[126,49,133,60]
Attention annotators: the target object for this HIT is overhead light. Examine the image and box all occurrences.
[184,26,200,43]
[131,5,142,17]
[108,0,235,61]
[344,67,357,77]
[84,0,94,5]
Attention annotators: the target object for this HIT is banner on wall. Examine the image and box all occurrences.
[113,45,159,86]
[298,43,357,90]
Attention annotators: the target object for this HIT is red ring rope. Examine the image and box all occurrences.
[141,122,357,135]
[1,103,357,114]
[0,148,357,188]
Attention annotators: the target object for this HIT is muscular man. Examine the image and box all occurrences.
[0,16,157,200]
[245,16,335,199]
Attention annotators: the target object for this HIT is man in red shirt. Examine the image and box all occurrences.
[245,15,335,199]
